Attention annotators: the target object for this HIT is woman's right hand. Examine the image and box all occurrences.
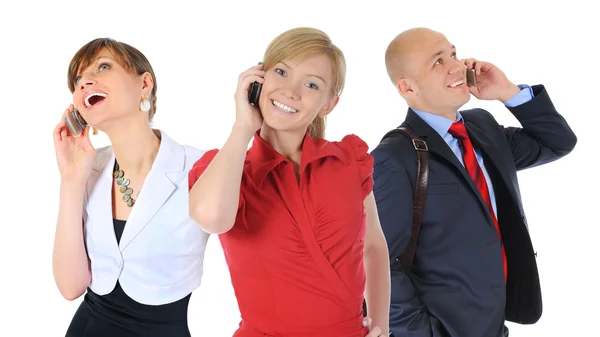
[53,104,96,185]
[233,64,265,138]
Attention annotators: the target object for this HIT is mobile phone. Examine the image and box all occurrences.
[248,62,263,106]
[65,107,88,136]
[248,81,262,106]
[466,68,477,86]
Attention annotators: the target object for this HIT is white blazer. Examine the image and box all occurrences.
[83,130,209,305]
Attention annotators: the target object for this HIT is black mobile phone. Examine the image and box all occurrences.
[248,81,262,106]
[65,107,88,136]
[466,68,477,86]
[248,62,263,106]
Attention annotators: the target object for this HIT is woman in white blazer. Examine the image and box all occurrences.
[52,38,210,337]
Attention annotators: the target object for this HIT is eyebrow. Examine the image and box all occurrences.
[280,61,327,84]
[77,56,116,75]
[95,56,115,63]
[430,45,456,61]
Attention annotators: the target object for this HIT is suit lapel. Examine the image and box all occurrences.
[404,109,491,219]
[118,131,184,251]
[463,119,519,205]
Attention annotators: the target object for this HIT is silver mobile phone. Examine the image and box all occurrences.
[466,68,477,86]
[65,107,88,136]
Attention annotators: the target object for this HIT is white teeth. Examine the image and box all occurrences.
[84,92,107,108]
[449,81,464,88]
[272,100,298,113]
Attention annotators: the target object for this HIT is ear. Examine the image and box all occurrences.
[140,72,154,97]
[397,78,417,99]
[317,95,340,118]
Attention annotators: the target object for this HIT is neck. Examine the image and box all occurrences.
[259,125,305,166]
[410,102,458,121]
[104,119,161,176]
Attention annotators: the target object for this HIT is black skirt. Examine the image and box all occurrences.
[65,219,193,337]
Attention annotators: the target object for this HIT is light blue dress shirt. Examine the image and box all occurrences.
[412,85,534,215]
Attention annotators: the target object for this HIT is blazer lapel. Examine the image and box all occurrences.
[404,109,491,218]
[463,119,520,205]
[118,131,184,251]
[86,149,120,254]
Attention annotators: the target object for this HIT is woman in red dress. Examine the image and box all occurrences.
[189,27,390,337]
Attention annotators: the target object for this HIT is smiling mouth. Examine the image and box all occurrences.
[84,93,107,108]
[272,100,298,113]
[448,80,464,88]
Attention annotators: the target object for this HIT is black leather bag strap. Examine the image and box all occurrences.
[393,126,429,273]
[362,126,429,318]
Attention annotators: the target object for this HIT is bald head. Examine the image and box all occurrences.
[385,27,447,84]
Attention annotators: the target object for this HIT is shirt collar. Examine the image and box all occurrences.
[411,108,464,139]
[247,131,350,187]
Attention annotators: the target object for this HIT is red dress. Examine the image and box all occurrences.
[189,132,374,337]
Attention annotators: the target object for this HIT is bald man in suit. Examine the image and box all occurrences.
[371,28,576,337]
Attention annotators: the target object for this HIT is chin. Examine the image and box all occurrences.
[261,106,296,130]
[452,91,470,108]
[262,116,293,133]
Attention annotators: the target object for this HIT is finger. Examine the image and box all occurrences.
[54,124,68,142]
[58,104,76,137]
[469,84,479,97]
[238,67,265,85]
[54,121,64,136]
[60,104,75,119]
[54,122,65,143]
[61,125,68,140]
[57,106,72,129]
[476,61,494,76]
[366,326,382,337]
[468,58,477,70]
[236,75,266,99]
[240,69,266,83]
[474,61,485,76]
[460,58,468,67]
[242,74,265,87]
[362,316,372,327]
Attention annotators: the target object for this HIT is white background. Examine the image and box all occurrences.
[0,0,597,336]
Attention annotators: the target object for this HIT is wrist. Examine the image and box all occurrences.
[372,320,389,334]
[231,123,256,144]
[498,83,521,103]
[60,179,86,194]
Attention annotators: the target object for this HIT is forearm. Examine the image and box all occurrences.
[189,125,252,234]
[52,181,90,301]
[504,85,577,168]
[365,242,391,335]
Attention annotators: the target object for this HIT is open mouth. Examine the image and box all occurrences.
[84,92,107,108]
[272,100,298,113]
[448,80,464,88]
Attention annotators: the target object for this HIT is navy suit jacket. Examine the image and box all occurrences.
[371,85,577,337]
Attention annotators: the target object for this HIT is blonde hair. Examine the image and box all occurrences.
[262,27,346,139]
[67,38,158,121]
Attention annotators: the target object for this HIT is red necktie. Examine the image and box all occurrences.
[448,121,507,283]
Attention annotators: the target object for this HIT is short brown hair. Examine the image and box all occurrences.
[67,38,158,120]
[263,28,346,139]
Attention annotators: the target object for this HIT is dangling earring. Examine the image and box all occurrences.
[92,127,98,135]
[139,95,151,112]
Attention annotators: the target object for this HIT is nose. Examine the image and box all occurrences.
[78,73,97,90]
[448,58,465,75]
[280,81,300,100]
